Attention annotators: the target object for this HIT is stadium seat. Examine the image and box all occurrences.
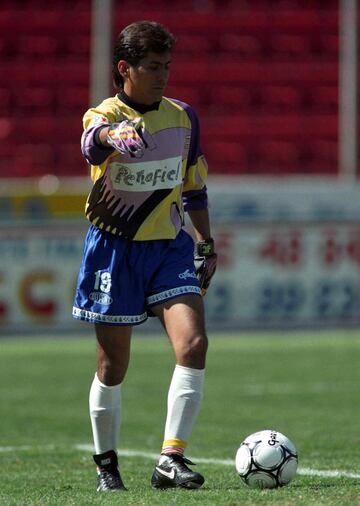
[207,86,253,112]
[268,34,312,60]
[0,35,12,58]
[201,113,337,140]
[254,141,302,174]
[258,86,302,112]
[0,118,13,143]
[23,117,82,142]
[170,61,337,85]
[16,35,59,59]
[175,35,212,55]
[165,86,202,107]
[56,86,90,112]
[217,34,263,59]
[0,62,89,85]
[12,144,56,177]
[61,34,90,58]
[15,87,55,113]
[2,1,343,177]
[309,140,338,167]
[0,88,12,114]
[57,144,87,175]
[307,86,338,113]
[318,34,339,58]
[204,141,248,174]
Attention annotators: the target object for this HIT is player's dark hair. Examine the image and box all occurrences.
[112,20,176,89]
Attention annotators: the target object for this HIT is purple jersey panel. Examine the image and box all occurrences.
[81,125,114,165]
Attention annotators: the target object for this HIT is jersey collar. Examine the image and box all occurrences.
[117,90,161,114]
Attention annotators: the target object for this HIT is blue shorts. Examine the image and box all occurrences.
[72,225,201,325]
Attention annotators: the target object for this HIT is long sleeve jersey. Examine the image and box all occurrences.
[81,92,209,241]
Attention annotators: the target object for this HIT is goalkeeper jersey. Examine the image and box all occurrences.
[81,92,208,241]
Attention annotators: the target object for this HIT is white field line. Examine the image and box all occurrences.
[1,444,359,480]
[75,443,360,480]
[0,444,55,452]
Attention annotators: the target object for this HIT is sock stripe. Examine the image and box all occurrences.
[162,438,187,449]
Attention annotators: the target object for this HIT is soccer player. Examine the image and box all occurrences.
[73,20,217,492]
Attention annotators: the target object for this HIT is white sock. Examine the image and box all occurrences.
[163,365,205,453]
[89,373,121,455]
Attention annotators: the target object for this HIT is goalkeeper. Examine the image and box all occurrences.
[73,20,217,492]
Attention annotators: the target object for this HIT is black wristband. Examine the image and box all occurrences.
[94,125,111,148]
[196,238,215,257]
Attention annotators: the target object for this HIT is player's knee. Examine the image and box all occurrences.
[97,360,127,386]
[181,333,208,366]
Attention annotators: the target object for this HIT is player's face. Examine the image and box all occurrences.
[122,51,171,105]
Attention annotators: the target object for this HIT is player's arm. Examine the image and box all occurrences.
[97,118,145,157]
[187,208,211,243]
[81,108,145,165]
[187,205,217,296]
[96,126,110,146]
[180,104,217,294]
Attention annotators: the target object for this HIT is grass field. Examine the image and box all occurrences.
[1,330,360,505]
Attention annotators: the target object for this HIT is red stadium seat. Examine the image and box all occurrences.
[307,86,338,113]
[0,8,90,36]
[63,35,91,57]
[207,86,253,112]
[320,34,339,57]
[0,62,89,85]
[259,86,303,112]
[57,144,86,175]
[16,35,59,59]
[2,1,342,177]
[0,117,14,143]
[254,141,302,174]
[204,141,248,174]
[14,87,55,114]
[0,88,12,114]
[201,114,337,140]
[170,61,337,85]
[309,140,338,167]
[175,35,212,56]
[217,34,262,59]
[12,144,56,177]
[269,34,312,60]
[165,86,202,107]
[57,86,90,112]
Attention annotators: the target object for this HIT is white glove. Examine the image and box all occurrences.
[107,118,145,157]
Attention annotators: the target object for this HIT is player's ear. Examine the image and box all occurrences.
[118,60,130,79]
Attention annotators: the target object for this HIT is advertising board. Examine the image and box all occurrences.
[1,221,359,333]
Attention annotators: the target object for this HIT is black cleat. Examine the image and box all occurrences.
[93,450,127,492]
[151,453,205,489]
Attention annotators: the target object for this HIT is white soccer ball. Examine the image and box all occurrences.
[235,429,298,489]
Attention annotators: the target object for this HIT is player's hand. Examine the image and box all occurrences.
[107,118,145,157]
[194,238,217,296]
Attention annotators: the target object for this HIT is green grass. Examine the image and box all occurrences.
[1,331,360,505]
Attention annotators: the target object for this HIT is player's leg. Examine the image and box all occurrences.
[150,294,207,489]
[90,323,132,492]
[73,225,149,491]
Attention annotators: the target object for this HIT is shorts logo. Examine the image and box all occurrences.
[178,269,197,280]
[89,292,113,305]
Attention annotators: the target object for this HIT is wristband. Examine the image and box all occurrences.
[196,238,215,257]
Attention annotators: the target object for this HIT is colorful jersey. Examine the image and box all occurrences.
[81,94,208,241]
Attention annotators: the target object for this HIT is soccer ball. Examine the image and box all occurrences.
[235,429,298,489]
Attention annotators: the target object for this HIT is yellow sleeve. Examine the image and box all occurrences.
[82,97,123,129]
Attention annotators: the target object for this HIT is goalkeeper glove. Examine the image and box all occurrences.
[194,238,217,296]
[107,118,145,157]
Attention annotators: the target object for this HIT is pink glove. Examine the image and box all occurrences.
[107,118,145,157]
